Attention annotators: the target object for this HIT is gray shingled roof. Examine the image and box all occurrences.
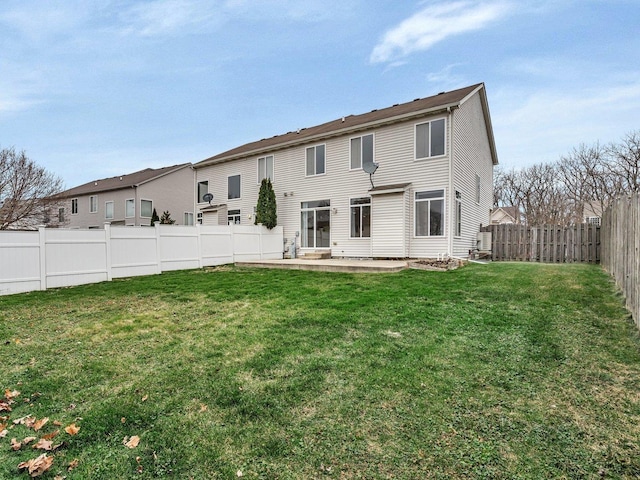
[57,163,191,198]
[196,83,489,167]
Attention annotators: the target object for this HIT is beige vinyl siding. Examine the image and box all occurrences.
[371,192,406,257]
[451,92,495,257]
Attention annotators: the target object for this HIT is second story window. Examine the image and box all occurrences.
[228,175,241,199]
[71,198,78,215]
[197,181,209,203]
[58,208,65,223]
[105,201,114,220]
[90,195,98,213]
[415,118,446,159]
[306,144,325,176]
[350,134,374,170]
[125,199,135,218]
[258,155,274,183]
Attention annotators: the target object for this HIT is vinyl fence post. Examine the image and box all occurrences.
[104,223,113,281]
[38,226,47,291]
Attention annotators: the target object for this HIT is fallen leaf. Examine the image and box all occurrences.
[14,415,34,425]
[23,436,37,445]
[4,389,20,400]
[53,420,63,427]
[141,395,148,402]
[51,441,67,451]
[18,453,54,477]
[199,404,208,413]
[121,417,126,424]
[11,438,22,450]
[124,435,140,448]
[64,423,80,435]
[42,430,59,440]
[33,438,53,450]
[33,417,49,431]
[24,417,36,428]
[0,399,12,412]
[237,470,243,477]
[54,475,66,480]
[0,429,8,438]
[67,459,79,471]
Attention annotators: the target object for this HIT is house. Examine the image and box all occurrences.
[56,164,195,228]
[582,202,603,226]
[490,206,519,224]
[193,83,498,258]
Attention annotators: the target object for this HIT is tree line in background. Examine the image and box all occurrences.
[494,130,640,226]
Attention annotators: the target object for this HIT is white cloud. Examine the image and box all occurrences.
[370,1,511,64]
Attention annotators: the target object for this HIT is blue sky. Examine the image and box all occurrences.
[1,0,639,188]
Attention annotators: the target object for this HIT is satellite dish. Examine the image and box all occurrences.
[203,193,214,205]
[363,162,379,174]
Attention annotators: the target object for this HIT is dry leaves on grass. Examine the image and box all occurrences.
[64,423,80,435]
[124,435,140,448]
[17,453,54,477]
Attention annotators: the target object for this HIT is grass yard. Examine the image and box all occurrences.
[1,263,639,479]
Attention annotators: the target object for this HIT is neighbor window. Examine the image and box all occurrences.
[58,208,65,223]
[197,212,203,225]
[476,174,481,203]
[71,198,78,215]
[415,118,446,159]
[350,134,374,170]
[306,144,325,176]
[105,201,114,220]
[184,212,194,226]
[90,195,98,213]
[140,199,153,218]
[228,175,241,199]
[350,197,371,238]
[125,199,135,218]
[415,190,445,237]
[197,181,209,203]
[455,191,462,237]
[228,209,241,225]
[258,155,274,183]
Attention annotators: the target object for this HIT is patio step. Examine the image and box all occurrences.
[302,251,331,260]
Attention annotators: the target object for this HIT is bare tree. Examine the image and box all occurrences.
[0,147,64,230]
[608,130,640,195]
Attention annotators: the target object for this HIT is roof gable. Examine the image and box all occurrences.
[196,83,497,167]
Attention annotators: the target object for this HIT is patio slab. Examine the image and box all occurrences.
[235,258,408,273]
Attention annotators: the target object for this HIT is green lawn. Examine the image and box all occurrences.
[1,263,639,479]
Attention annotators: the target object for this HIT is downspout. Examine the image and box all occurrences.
[447,106,454,258]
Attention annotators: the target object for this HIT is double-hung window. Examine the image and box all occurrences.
[228,175,241,199]
[258,155,274,183]
[71,198,78,215]
[228,209,241,225]
[306,145,325,176]
[184,212,194,226]
[197,181,209,203]
[415,118,446,159]
[105,201,114,220]
[415,190,445,237]
[125,199,135,218]
[350,134,374,170]
[350,197,371,238]
[58,208,65,223]
[90,195,98,213]
[140,199,153,218]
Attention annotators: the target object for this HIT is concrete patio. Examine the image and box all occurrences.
[235,258,409,273]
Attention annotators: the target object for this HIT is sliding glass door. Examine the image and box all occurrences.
[301,200,331,249]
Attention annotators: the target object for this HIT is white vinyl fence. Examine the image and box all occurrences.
[0,224,283,296]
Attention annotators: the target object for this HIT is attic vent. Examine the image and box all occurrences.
[370,109,377,112]
[413,98,420,101]
[393,103,399,107]
[438,91,445,95]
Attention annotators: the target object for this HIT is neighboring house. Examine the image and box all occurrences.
[490,206,519,224]
[0,198,67,230]
[583,202,603,226]
[193,83,498,258]
[56,164,195,228]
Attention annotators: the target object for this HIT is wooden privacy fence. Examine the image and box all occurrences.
[601,194,640,330]
[481,223,600,263]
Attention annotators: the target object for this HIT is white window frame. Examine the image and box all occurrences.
[90,195,98,213]
[58,207,65,223]
[125,198,135,218]
[105,201,114,220]
[415,118,446,160]
[71,198,78,215]
[196,212,203,225]
[140,199,153,218]
[350,134,374,171]
[305,144,326,176]
[184,212,194,226]
[415,189,445,237]
[455,191,462,237]
[197,181,209,204]
[228,174,241,200]
[257,155,274,184]
[227,209,241,225]
[349,196,371,238]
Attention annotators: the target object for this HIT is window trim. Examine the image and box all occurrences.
[140,199,153,219]
[349,133,374,171]
[227,209,241,225]
[71,198,78,215]
[58,207,65,223]
[305,144,326,177]
[455,191,462,238]
[125,198,135,218]
[184,212,194,226]
[257,155,274,184]
[105,201,114,220]
[227,174,241,200]
[415,117,447,160]
[414,189,446,237]
[349,196,371,239]
[197,180,209,204]
[90,195,98,214]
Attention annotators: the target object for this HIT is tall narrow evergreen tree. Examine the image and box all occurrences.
[255,178,277,229]
[150,208,160,226]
